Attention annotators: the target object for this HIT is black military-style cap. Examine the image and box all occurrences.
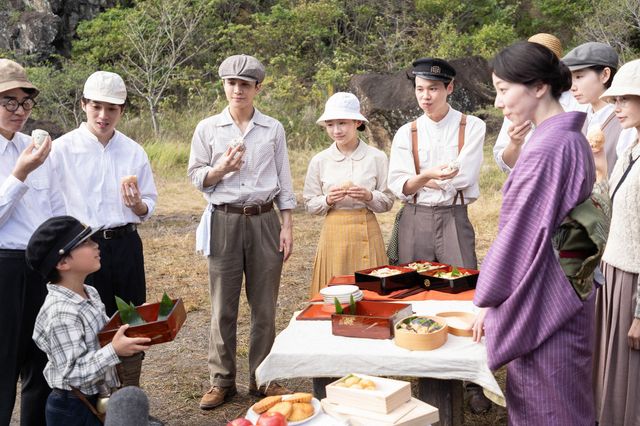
[26,216,102,279]
[411,58,456,83]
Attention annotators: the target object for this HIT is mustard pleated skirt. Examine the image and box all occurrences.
[310,208,387,297]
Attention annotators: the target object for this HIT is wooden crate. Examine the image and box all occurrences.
[325,374,412,414]
[98,298,186,347]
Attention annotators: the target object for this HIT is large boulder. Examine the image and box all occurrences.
[0,0,120,60]
[349,56,494,150]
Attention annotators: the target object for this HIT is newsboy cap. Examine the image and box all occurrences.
[0,59,39,95]
[218,54,265,83]
[562,42,619,71]
[411,58,456,83]
[26,216,102,279]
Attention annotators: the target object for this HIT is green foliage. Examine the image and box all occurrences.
[158,292,174,321]
[27,59,93,131]
[73,7,131,67]
[115,296,146,326]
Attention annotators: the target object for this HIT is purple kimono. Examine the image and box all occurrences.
[475,112,596,425]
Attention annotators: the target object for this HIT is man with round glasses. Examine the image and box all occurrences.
[0,58,65,425]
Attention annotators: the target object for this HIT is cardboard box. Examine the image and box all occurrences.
[321,397,439,426]
[325,374,411,414]
[331,301,413,339]
[98,298,186,347]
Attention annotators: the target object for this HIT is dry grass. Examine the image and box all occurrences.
[12,140,508,425]
[133,141,508,425]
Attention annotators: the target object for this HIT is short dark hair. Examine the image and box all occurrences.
[407,74,452,89]
[584,65,617,89]
[491,41,572,99]
[47,268,61,284]
[81,97,126,110]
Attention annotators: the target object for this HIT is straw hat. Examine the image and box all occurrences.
[0,59,39,95]
[601,59,640,101]
[528,33,563,59]
[316,92,368,124]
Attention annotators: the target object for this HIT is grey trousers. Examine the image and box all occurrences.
[207,209,283,387]
[397,204,478,269]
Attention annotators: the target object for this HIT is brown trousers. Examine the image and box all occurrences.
[207,209,283,387]
[397,204,477,269]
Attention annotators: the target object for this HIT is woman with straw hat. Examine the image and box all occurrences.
[303,92,394,296]
[594,58,640,426]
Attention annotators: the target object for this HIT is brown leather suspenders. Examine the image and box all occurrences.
[410,114,467,205]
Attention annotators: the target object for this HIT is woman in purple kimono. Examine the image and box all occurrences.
[473,42,596,425]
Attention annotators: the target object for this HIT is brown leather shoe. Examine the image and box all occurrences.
[199,385,237,410]
[249,381,291,397]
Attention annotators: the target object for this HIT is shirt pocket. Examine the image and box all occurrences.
[27,177,52,212]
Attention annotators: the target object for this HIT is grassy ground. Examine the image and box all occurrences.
[12,140,509,425]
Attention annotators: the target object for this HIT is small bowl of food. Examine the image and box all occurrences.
[394,315,448,350]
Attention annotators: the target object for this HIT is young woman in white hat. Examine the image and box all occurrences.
[303,92,394,295]
[594,58,640,426]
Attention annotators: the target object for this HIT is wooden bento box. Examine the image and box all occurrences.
[331,301,413,339]
[393,315,448,351]
[354,265,420,295]
[420,265,480,293]
[98,298,186,347]
[325,374,411,414]
[399,260,448,274]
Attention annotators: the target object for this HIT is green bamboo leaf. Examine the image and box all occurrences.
[334,297,343,314]
[158,292,174,321]
[451,266,461,277]
[349,294,356,315]
[115,295,146,326]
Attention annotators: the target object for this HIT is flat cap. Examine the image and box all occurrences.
[562,42,619,71]
[411,58,456,83]
[26,216,101,279]
[218,54,265,83]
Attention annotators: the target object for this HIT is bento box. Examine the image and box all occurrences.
[399,260,448,274]
[354,265,420,295]
[98,298,186,347]
[325,374,411,414]
[331,301,413,339]
[393,315,448,351]
[420,265,480,293]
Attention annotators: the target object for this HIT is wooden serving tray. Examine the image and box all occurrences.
[354,265,420,295]
[98,298,186,347]
[331,301,413,339]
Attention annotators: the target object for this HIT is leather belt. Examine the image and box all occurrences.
[216,201,273,216]
[94,223,137,240]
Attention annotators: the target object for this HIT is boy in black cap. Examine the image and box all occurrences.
[26,216,150,426]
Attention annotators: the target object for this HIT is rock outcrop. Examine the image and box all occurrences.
[350,56,494,150]
[0,0,121,60]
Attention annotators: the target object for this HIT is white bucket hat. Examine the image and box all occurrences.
[601,59,640,101]
[83,71,127,105]
[316,92,368,125]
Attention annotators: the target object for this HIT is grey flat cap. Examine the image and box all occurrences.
[218,54,265,83]
[562,42,619,71]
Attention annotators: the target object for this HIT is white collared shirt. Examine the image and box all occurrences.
[388,107,486,205]
[50,124,157,228]
[303,140,394,215]
[0,132,65,249]
[187,107,296,210]
[493,91,586,173]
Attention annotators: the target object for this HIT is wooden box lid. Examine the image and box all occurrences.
[325,374,412,414]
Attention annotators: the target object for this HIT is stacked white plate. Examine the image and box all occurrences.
[320,285,363,304]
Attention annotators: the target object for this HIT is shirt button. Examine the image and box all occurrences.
[241,183,245,186]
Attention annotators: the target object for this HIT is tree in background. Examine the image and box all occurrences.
[579,0,640,61]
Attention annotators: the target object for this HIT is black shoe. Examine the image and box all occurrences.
[467,386,492,414]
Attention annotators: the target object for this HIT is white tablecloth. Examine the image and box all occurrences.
[256,300,504,400]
